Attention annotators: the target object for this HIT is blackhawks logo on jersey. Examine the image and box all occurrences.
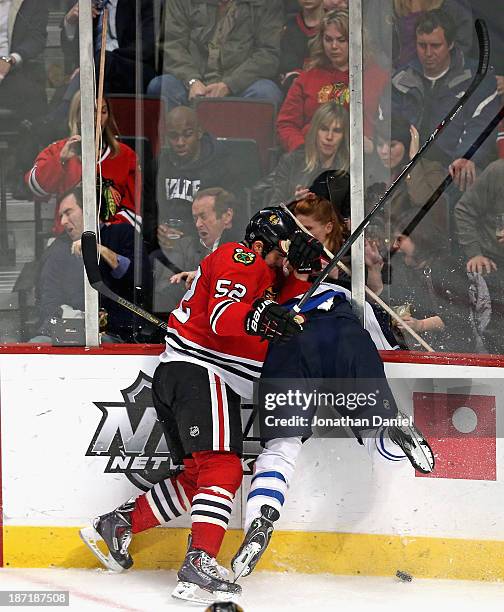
[233,248,256,266]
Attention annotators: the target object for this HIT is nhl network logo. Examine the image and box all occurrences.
[86,372,173,491]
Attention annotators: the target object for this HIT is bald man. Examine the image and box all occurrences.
[155,106,243,241]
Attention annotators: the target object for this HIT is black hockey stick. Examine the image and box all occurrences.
[291,18,490,314]
[398,102,504,239]
[81,230,169,332]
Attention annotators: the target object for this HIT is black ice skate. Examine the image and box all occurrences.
[79,499,134,572]
[172,548,242,605]
[388,411,435,474]
[232,504,280,580]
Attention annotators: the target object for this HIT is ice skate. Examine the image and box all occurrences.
[79,499,134,572]
[232,504,280,580]
[388,411,435,474]
[172,548,242,605]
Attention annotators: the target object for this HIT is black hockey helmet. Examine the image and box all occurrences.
[205,603,244,612]
[309,169,350,219]
[244,206,298,256]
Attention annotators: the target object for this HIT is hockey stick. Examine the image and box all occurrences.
[95,6,109,163]
[81,230,169,331]
[292,18,490,315]
[279,203,435,351]
[398,101,504,240]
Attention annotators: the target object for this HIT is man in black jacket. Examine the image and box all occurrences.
[0,0,48,118]
[61,0,155,95]
[0,0,49,195]
[155,106,243,238]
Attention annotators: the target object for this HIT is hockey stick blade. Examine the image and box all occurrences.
[81,231,169,332]
[292,18,490,314]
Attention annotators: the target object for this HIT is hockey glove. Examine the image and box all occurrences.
[245,299,303,343]
[286,231,324,274]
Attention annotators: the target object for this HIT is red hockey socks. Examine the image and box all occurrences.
[190,451,243,558]
[131,458,198,533]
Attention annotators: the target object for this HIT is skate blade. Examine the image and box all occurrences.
[171,581,239,605]
[409,441,435,474]
[232,542,262,580]
[79,526,125,573]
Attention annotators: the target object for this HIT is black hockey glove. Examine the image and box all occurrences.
[245,299,303,344]
[286,231,324,274]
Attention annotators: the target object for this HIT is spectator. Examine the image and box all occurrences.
[155,106,241,240]
[288,193,397,348]
[147,0,284,110]
[389,9,500,191]
[367,0,473,70]
[153,187,239,312]
[0,0,49,194]
[367,115,447,228]
[32,186,151,344]
[257,102,350,217]
[61,0,155,95]
[454,159,504,353]
[277,9,388,152]
[292,192,346,253]
[280,0,323,91]
[387,209,474,352]
[26,93,142,234]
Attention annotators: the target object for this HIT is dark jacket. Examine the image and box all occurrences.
[155,133,239,230]
[389,48,500,166]
[61,0,155,92]
[7,0,48,94]
[454,159,504,261]
[37,224,151,341]
[161,0,284,94]
[10,0,48,65]
[279,12,318,76]
[389,254,474,352]
[254,147,350,218]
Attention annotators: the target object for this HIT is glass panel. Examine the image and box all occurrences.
[362,0,504,355]
[0,0,70,343]
[8,1,499,352]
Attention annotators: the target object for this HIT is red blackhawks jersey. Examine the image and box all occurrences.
[160,242,277,399]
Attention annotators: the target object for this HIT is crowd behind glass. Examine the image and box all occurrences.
[1,0,503,354]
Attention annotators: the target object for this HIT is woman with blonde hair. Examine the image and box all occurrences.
[26,92,141,234]
[265,102,350,217]
[277,8,388,152]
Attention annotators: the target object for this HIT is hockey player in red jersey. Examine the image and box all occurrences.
[80,208,323,604]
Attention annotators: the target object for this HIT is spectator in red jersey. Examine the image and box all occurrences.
[276,9,388,153]
[26,93,141,234]
[279,0,323,91]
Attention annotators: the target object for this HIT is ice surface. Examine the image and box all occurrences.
[0,568,503,611]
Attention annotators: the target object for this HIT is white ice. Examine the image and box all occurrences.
[0,568,503,612]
